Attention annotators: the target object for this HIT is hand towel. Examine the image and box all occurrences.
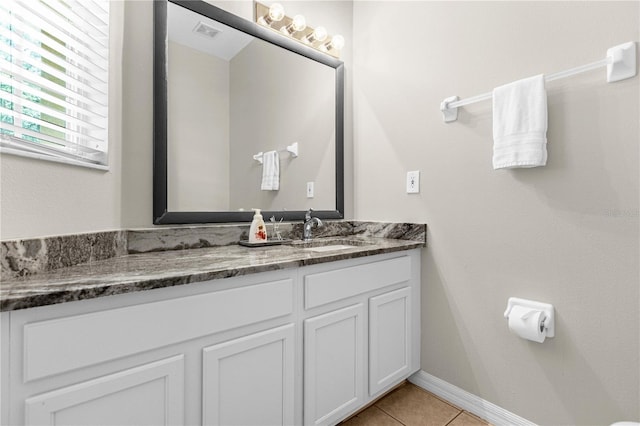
[261,150,280,190]
[492,74,548,169]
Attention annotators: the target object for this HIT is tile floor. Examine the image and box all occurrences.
[341,383,490,426]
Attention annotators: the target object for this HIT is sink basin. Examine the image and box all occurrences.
[304,244,357,253]
[289,238,370,253]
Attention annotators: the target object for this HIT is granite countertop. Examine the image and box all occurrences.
[1,224,425,312]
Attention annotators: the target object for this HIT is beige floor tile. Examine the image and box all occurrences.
[341,406,404,426]
[447,412,490,426]
[375,384,461,426]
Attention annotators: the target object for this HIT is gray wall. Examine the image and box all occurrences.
[228,39,335,212]
[167,34,337,214]
[353,2,638,424]
[167,41,230,211]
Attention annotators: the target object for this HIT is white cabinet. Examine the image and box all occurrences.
[303,304,365,426]
[4,270,297,426]
[1,249,421,426]
[301,250,421,424]
[202,324,295,426]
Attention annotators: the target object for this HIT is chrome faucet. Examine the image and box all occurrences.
[303,209,323,241]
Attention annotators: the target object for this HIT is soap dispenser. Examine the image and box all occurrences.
[249,208,268,243]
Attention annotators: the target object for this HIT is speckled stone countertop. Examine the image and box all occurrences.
[1,222,426,312]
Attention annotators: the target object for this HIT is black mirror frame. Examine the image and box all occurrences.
[153,0,345,224]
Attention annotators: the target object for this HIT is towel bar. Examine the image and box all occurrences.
[440,41,637,123]
[253,142,299,164]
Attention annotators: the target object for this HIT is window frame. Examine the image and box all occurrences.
[0,0,110,171]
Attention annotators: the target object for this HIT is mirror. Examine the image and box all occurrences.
[154,0,344,224]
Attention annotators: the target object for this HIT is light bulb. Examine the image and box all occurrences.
[258,3,284,26]
[304,26,328,44]
[268,3,285,22]
[291,15,306,31]
[329,34,345,50]
[281,14,306,35]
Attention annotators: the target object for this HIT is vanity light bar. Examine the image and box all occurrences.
[255,2,343,59]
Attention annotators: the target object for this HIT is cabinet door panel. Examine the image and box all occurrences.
[25,355,184,426]
[369,287,411,396]
[202,324,295,426]
[304,304,364,426]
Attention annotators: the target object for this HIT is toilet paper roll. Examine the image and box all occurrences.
[508,306,546,343]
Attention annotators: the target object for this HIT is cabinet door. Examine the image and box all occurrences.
[369,287,412,396]
[25,355,184,426]
[304,304,365,426]
[202,324,295,426]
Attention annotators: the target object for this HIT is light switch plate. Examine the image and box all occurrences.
[307,182,314,198]
[406,171,420,193]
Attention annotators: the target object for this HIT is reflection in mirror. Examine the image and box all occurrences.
[154,0,344,224]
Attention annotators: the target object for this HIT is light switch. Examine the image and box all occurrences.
[406,171,420,193]
[307,182,314,198]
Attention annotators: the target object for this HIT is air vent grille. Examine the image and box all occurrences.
[193,22,221,39]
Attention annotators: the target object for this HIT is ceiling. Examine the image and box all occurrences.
[168,2,253,61]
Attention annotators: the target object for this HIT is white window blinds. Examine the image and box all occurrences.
[0,0,109,169]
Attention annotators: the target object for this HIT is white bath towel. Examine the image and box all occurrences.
[261,150,280,190]
[492,74,548,169]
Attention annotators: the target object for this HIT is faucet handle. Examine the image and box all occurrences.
[305,208,314,221]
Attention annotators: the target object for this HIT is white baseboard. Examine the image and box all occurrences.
[409,370,537,426]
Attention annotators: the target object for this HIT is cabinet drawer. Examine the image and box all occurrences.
[304,256,411,309]
[22,278,294,382]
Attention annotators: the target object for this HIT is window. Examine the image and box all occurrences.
[0,0,109,169]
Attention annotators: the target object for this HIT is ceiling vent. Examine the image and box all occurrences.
[193,21,221,39]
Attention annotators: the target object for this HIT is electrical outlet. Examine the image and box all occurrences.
[307,182,314,198]
[406,171,420,193]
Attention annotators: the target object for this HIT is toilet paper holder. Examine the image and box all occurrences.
[504,297,555,338]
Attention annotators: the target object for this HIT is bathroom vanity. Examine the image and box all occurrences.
[0,225,424,426]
